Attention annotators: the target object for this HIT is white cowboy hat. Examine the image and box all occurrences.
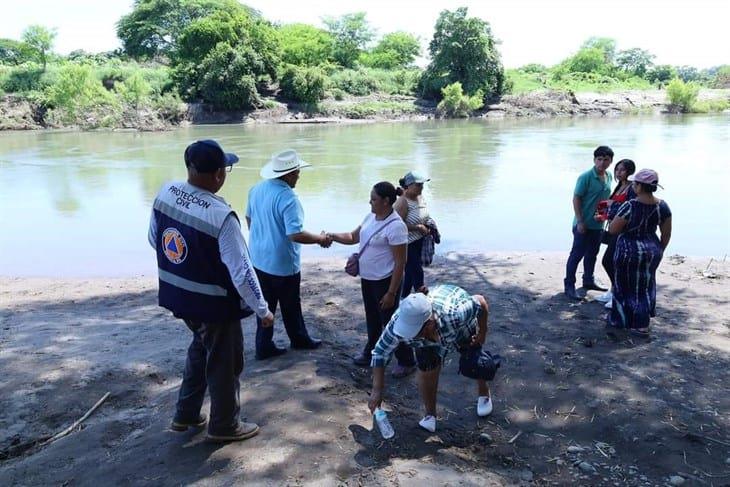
[260,149,312,179]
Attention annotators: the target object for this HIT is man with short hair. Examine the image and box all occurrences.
[149,139,274,442]
[246,149,329,360]
[564,145,614,300]
[368,285,495,433]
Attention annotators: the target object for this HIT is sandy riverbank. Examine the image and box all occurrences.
[0,252,728,486]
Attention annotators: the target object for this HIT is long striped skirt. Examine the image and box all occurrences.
[610,235,663,329]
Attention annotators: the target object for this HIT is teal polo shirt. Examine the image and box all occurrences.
[573,167,612,230]
[246,178,304,276]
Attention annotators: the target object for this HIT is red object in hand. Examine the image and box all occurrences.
[595,200,610,222]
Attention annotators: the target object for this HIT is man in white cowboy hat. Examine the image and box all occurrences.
[367,284,495,433]
[245,149,330,360]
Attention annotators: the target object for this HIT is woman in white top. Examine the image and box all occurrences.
[394,171,431,298]
[328,182,416,377]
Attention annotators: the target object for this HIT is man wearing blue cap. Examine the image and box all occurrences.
[148,139,274,442]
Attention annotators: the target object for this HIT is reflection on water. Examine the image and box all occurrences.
[1,115,728,276]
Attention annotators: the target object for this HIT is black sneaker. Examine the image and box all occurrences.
[290,338,322,350]
[583,280,608,292]
[564,285,581,301]
[171,413,207,432]
[255,345,287,361]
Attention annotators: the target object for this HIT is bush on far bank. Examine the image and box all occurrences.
[279,64,327,103]
[666,78,699,113]
[436,82,484,118]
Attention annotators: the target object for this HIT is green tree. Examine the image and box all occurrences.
[173,9,279,101]
[279,64,326,103]
[564,47,611,74]
[709,65,730,88]
[420,7,504,100]
[646,64,677,85]
[278,23,333,66]
[116,0,249,59]
[197,42,261,110]
[21,25,56,70]
[675,66,702,83]
[0,38,34,65]
[322,12,374,68]
[616,48,655,77]
[46,64,118,124]
[115,71,152,108]
[580,37,616,64]
[360,31,420,69]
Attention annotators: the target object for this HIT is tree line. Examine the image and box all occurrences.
[1,0,728,128]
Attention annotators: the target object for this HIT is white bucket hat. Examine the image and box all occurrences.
[392,293,433,340]
[260,149,312,179]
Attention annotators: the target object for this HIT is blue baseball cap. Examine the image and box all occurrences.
[184,139,239,173]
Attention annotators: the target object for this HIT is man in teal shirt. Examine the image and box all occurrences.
[564,146,613,300]
[246,149,331,359]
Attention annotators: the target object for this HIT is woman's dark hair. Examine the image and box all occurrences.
[636,182,657,194]
[373,181,398,205]
[616,158,636,175]
[398,177,407,189]
[610,158,637,198]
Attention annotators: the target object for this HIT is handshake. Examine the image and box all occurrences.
[317,231,333,248]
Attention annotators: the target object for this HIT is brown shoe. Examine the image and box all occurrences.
[170,414,207,432]
[206,422,260,442]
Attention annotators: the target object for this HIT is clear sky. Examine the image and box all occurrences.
[2,0,728,69]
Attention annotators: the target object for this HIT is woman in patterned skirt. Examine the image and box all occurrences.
[607,169,672,338]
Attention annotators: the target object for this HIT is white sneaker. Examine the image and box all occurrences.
[604,300,612,309]
[418,415,436,432]
[595,291,612,303]
[477,396,493,417]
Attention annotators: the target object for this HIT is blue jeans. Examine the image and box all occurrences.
[564,226,602,287]
[175,319,243,435]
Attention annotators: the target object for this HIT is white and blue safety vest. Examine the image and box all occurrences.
[153,182,252,322]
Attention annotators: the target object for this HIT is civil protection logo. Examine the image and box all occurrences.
[162,228,187,264]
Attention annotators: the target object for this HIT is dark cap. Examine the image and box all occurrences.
[184,139,239,173]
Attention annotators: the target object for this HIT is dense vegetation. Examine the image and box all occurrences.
[1,1,728,128]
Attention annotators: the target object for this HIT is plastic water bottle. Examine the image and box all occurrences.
[374,407,395,439]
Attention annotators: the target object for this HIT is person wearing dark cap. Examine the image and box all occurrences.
[564,146,614,300]
[607,168,672,339]
[368,285,496,433]
[148,139,274,442]
[245,149,328,360]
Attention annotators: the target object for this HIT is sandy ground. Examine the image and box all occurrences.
[0,252,728,486]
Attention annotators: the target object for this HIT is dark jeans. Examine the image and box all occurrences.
[361,276,415,366]
[401,237,425,298]
[564,226,603,287]
[175,319,243,435]
[601,232,618,287]
[254,268,313,354]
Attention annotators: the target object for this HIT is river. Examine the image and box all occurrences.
[1,115,728,276]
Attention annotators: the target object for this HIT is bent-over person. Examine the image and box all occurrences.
[368,284,496,433]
